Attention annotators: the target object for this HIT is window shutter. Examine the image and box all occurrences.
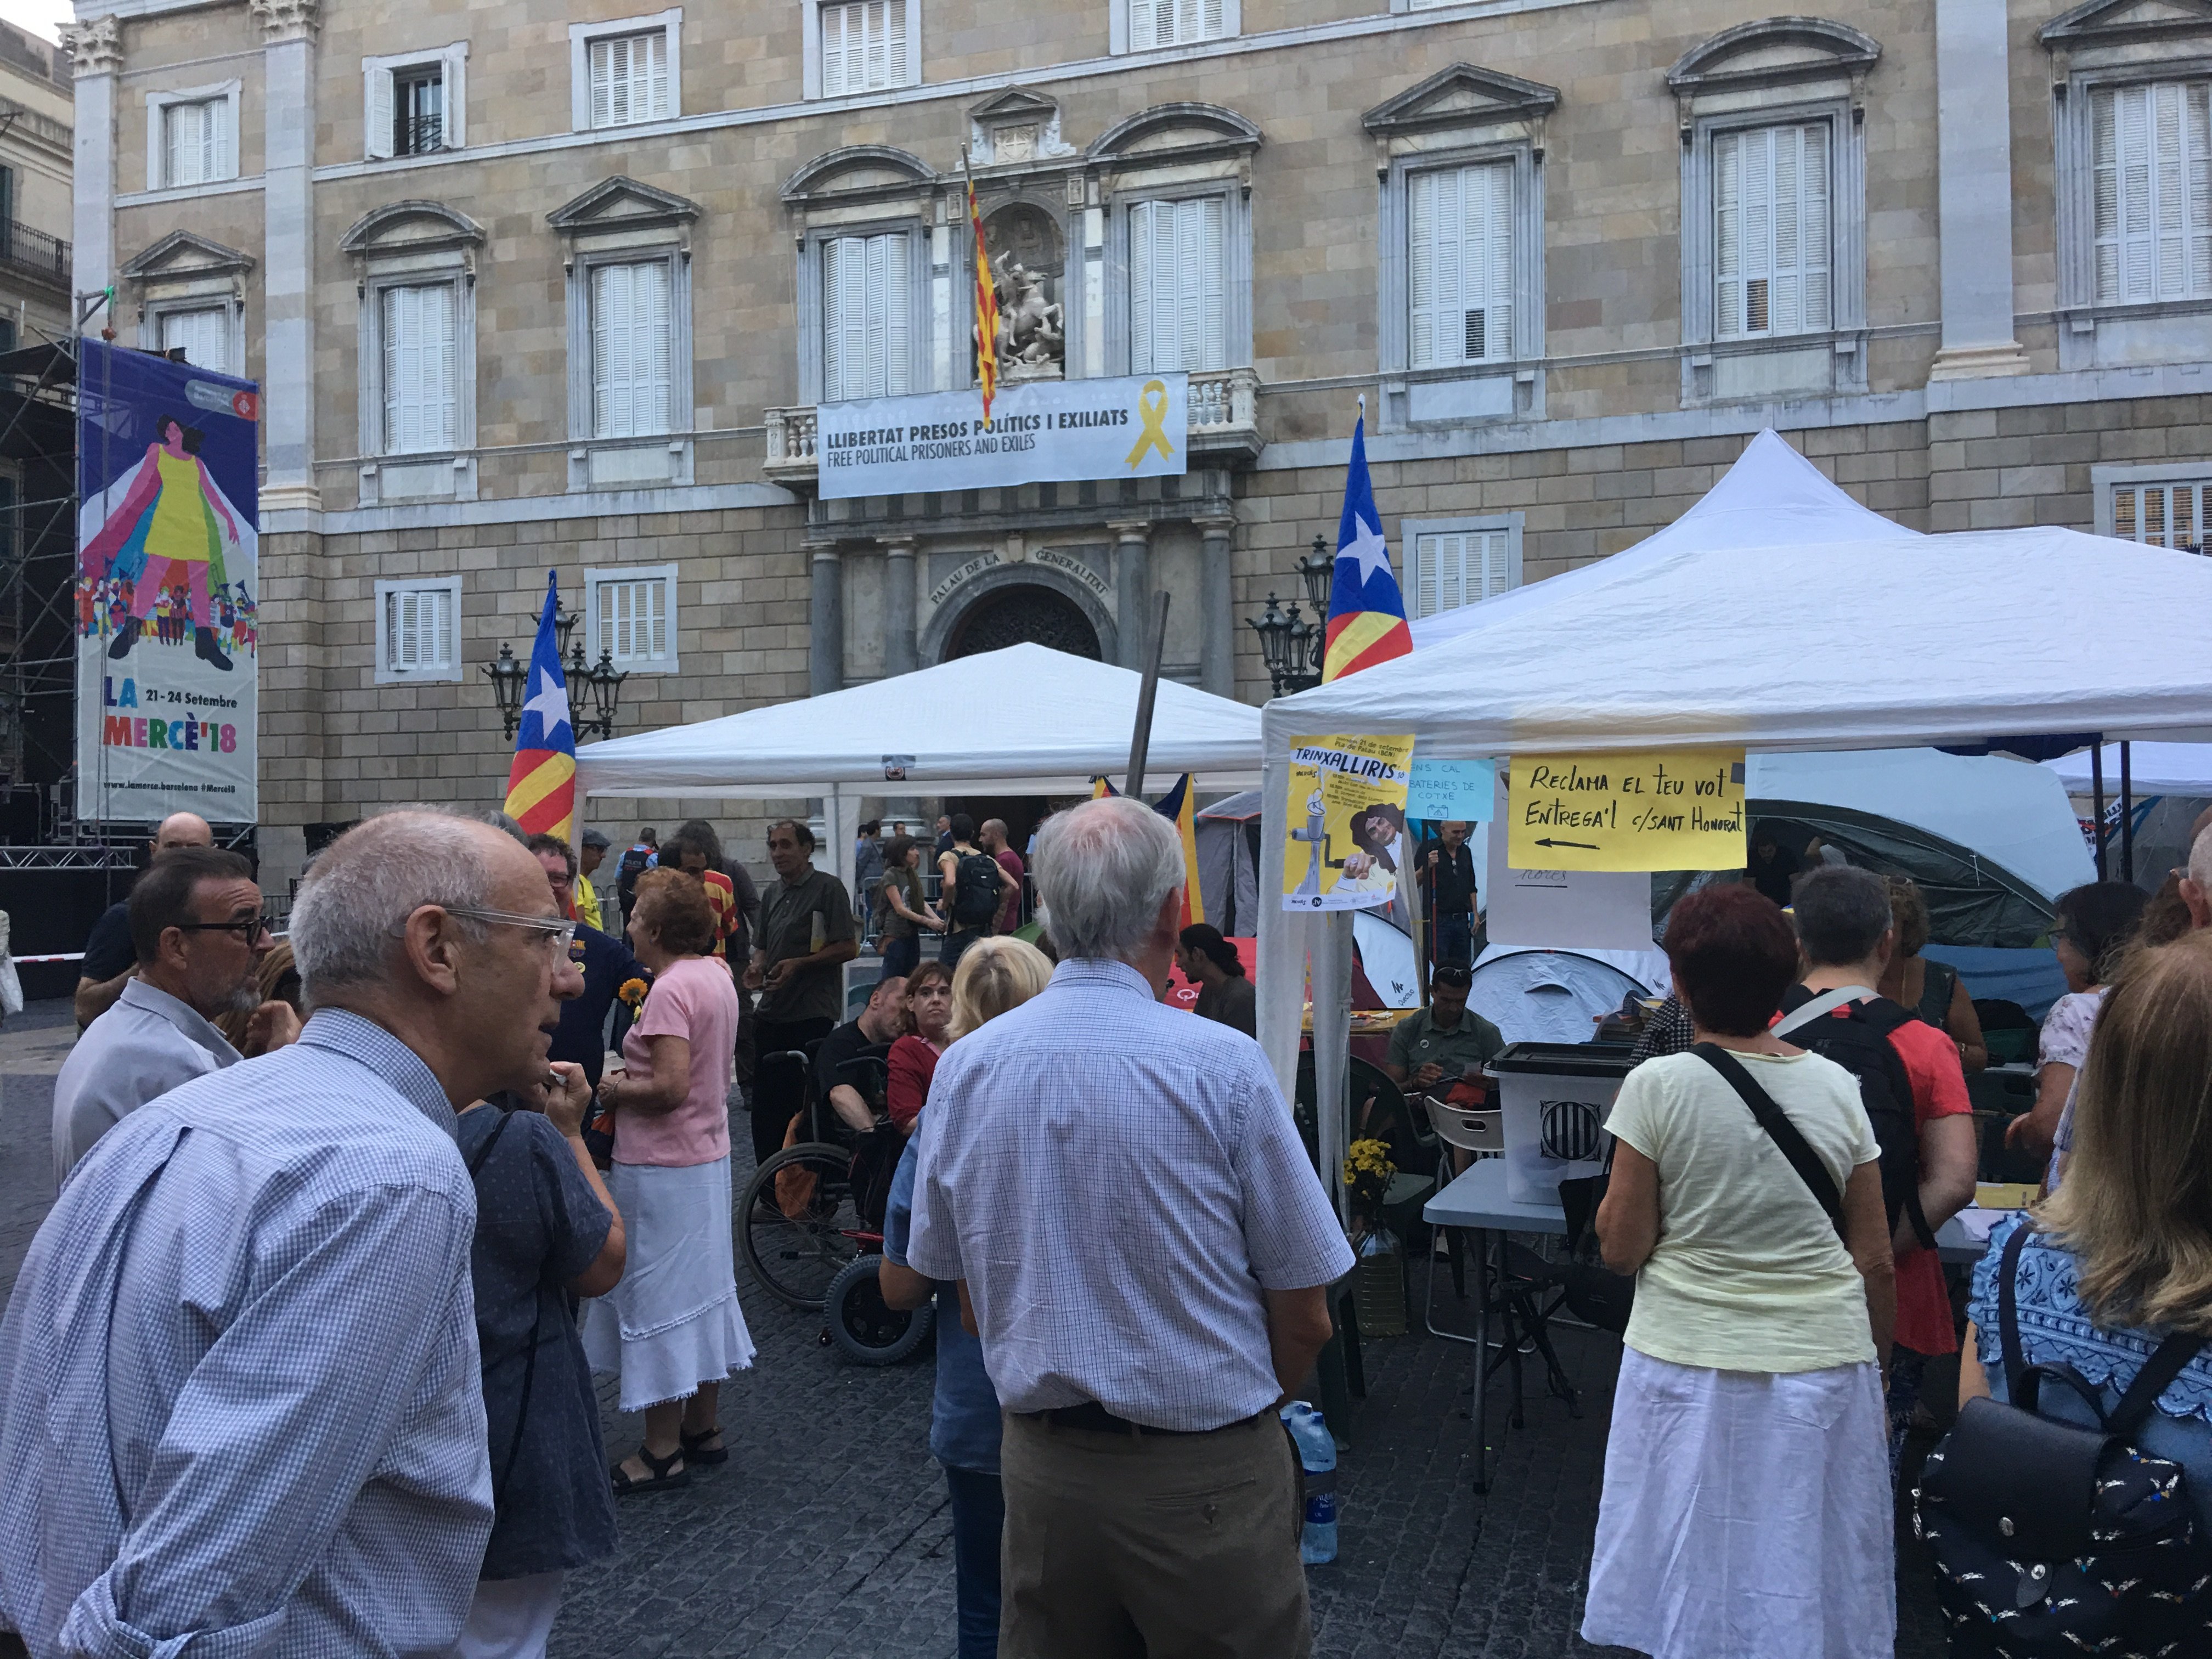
[1127,198,1228,373]
[1800,121,1832,330]
[596,575,673,667]
[588,31,663,127]
[1127,202,1155,373]
[589,37,612,127]
[821,1,847,94]
[1201,0,1224,40]
[591,261,672,437]
[884,234,912,396]
[382,284,457,454]
[160,307,229,371]
[366,67,395,160]
[1479,529,1509,600]
[2092,80,2212,305]
[1130,0,1156,48]
[1408,171,1436,369]
[1466,161,1512,361]
[1198,196,1227,369]
[822,234,907,402]
[2155,82,2188,300]
[386,586,454,673]
[886,0,907,88]
[1714,130,1742,336]
[1714,122,1827,338]
[648,27,669,119]
[2094,88,2121,303]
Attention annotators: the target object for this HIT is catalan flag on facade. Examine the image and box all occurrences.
[1153,773,1205,929]
[969,163,1001,429]
[501,571,576,841]
[1321,407,1414,682]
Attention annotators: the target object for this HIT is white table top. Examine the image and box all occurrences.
[1425,1157,1989,1265]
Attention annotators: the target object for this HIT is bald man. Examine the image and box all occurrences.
[75,812,216,1030]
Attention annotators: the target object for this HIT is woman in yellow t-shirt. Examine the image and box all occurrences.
[1583,883,1897,1659]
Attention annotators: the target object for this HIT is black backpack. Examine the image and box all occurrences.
[1775,986,1933,1248]
[616,844,653,913]
[949,850,1001,929]
[1913,1223,2212,1655]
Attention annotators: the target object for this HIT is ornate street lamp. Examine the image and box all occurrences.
[482,644,529,742]
[1246,591,1322,699]
[481,607,627,743]
[571,645,629,742]
[1294,533,1334,612]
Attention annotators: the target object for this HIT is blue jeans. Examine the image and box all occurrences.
[1435,910,1473,967]
[944,1464,1004,1659]
[880,933,921,982]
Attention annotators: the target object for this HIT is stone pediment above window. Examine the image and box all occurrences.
[546,176,700,235]
[1363,65,1560,166]
[781,145,938,208]
[1088,103,1261,166]
[968,88,1075,168]
[1666,17,1880,107]
[2042,0,2212,48]
[338,200,486,262]
[122,230,256,283]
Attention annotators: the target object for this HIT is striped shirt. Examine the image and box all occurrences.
[907,957,1353,1431]
[0,1009,491,1657]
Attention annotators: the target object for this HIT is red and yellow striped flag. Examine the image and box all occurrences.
[969,168,1001,429]
[501,572,577,842]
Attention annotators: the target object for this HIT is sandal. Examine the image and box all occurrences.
[681,1426,729,1466]
[611,1443,690,1496]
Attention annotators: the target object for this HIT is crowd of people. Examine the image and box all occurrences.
[12,785,2212,1659]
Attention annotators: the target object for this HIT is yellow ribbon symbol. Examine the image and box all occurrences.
[1124,379,1176,469]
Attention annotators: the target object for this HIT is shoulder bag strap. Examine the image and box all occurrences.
[1997,1220,2033,1401]
[2106,1329,2210,1440]
[1773,986,1864,1040]
[1693,1043,1847,1238]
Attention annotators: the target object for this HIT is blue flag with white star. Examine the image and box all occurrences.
[503,570,575,840]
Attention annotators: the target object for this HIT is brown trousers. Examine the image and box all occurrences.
[998,1409,1311,1659]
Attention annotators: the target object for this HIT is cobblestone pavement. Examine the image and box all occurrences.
[2,1000,1950,1657]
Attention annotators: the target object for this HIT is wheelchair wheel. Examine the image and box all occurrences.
[823,1255,935,1366]
[738,1142,860,1310]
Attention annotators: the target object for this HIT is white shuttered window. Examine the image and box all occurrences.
[2092,81,2212,305]
[1127,196,1228,374]
[161,99,229,188]
[820,0,909,95]
[1409,162,1515,368]
[821,232,913,403]
[158,307,230,372]
[1128,0,1226,48]
[1412,529,1511,619]
[1714,121,1832,339]
[594,574,674,668]
[381,283,458,454]
[590,261,674,438]
[589,30,669,128]
[383,585,456,674]
[2111,477,2212,552]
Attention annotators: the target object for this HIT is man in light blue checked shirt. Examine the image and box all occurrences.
[909,796,1352,1659]
[0,810,586,1659]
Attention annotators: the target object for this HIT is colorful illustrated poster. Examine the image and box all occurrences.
[1280,733,1417,912]
[75,341,259,823]
[1506,749,1747,872]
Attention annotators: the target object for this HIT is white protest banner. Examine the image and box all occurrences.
[816,374,1187,501]
[1484,776,1652,952]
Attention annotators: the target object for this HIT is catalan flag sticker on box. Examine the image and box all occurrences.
[1505,751,1748,872]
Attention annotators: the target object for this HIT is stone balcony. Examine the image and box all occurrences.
[761,365,1263,492]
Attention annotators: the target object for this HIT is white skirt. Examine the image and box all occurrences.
[581,1156,756,1413]
[1581,1347,1894,1659]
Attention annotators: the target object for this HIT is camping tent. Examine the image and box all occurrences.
[1260,430,2212,1210]
[573,642,1265,898]
[1195,789,1263,937]
[1467,946,1671,1046]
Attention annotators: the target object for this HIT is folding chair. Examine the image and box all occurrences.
[1421,1096,1500,1341]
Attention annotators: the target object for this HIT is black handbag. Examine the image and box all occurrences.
[1912,1224,2212,1655]
[1556,1151,1634,1335]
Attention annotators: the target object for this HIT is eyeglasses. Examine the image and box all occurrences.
[177,914,270,944]
[441,906,579,954]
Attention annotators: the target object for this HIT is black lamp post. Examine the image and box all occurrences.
[482,644,529,742]
[482,602,628,743]
[1244,532,1335,697]
[1294,533,1334,612]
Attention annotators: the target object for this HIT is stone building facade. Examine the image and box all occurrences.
[60,0,2212,885]
[0,20,74,354]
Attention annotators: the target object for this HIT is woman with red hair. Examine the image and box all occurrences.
[1583,883,1898,1659]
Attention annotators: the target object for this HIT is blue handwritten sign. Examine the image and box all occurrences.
[1407,758,1496,823]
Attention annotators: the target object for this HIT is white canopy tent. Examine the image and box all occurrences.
[574,642,1265,898]
[1260,430,2212,1210]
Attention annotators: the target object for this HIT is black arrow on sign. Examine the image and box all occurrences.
[1532,837,1600,849]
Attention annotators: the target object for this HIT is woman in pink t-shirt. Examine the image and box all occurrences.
[582,868,754,1495]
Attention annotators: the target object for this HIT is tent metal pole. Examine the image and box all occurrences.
[2091,745,2107,881]
[2119,741,2134,885]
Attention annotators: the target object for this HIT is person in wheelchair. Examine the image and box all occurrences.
[810,974,908,1143]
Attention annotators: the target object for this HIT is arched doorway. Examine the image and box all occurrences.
[947,582,1101,660]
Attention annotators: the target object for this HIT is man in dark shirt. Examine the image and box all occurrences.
[75,811,218,1030]
[1747,827,1802,909]
[745,819,859,1165]
[812,975,909,1135]
[1419,820,1480,972]
[531,835,650,1090]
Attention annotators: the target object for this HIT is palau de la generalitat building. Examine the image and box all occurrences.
[63,0,2212,884]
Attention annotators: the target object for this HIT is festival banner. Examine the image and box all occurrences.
[815,373,1188,500]
[75,341,259,824]
[1280,733,1417,912]
[1505,749,1748,872]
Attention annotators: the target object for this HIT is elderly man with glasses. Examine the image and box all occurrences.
[1,810,587,1659]
[50,844,300,1187]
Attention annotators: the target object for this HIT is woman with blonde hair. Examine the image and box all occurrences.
[1959,930,2212,1531]
[879,931,1053,1659]
[947,934,1054,1042]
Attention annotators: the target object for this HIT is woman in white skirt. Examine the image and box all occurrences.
[1586,883,1898,1659]
[585,867,754,1493]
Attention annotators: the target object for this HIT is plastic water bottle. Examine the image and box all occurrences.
[1279,1400,1338,1564]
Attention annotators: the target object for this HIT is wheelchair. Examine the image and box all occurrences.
[735,1041,935,1365]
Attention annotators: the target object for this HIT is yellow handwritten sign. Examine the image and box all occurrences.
[1281,733,1417,911]
[1506,749,1748,872]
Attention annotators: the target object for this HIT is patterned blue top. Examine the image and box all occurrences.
[0,1009,492,1657]
[1971,1213,2212,1527]
[907,957,1355,1431]
[883,1138,1000,1473]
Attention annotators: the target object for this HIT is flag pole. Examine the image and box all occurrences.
[1125,590,1171,800]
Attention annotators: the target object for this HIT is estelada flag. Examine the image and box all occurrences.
[1322,408,1414,682]
[502,571,576,841]
[969,169,1001,429]
[1153,774,1204,929]
[1090,776,1119,798]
